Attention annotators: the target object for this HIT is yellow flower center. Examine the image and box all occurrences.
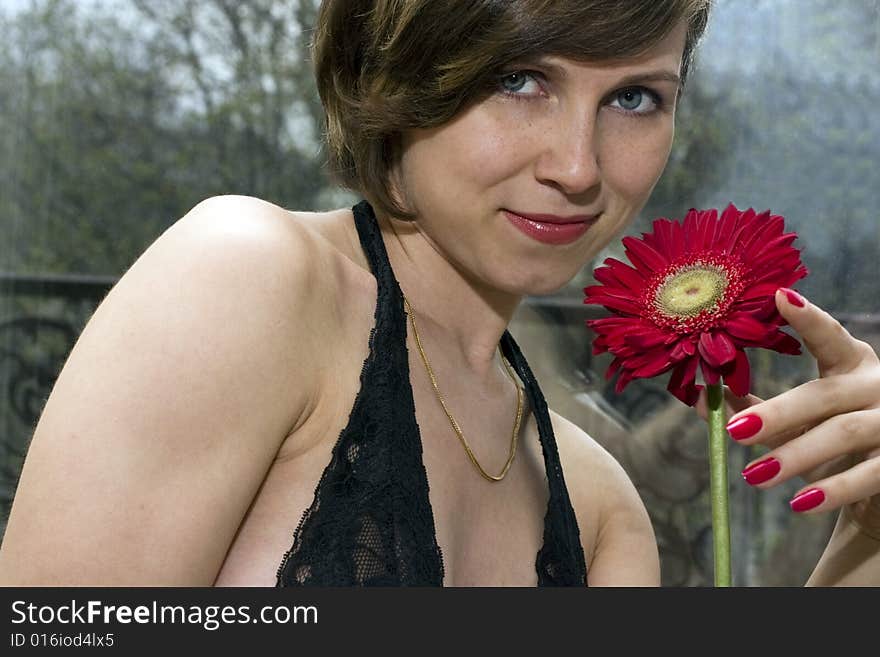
[655,266,729,318]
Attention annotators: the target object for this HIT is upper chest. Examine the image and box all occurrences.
[214,221,594,586]
[215,333,549,585]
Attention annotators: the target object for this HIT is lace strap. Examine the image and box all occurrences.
[501,331,587,586]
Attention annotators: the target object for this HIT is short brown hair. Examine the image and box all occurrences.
[313,0,712,220]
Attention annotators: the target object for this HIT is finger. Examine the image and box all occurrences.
[724,372,880,447]
[776,288,876,376]
[695,387,798,450]
[739,409,880,490]
[787,455,880,515]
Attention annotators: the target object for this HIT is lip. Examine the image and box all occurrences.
[503,210,599,245]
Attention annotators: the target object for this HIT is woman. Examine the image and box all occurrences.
[0,0,877,586]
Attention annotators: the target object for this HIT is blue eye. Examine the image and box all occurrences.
[498,71,541,96]
[610,87,662,115]
[619,89,644,110]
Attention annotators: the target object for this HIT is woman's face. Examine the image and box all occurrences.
[395,21,688,296]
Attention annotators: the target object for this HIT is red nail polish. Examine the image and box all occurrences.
[742,457,780,485]
[790,488,825,512]
[726,414,762,441]
[779,288,805,308]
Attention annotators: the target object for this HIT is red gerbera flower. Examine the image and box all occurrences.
[584,204,808,406]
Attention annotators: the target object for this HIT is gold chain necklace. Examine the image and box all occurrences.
[402,293,523,482]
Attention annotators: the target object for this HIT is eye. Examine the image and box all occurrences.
[609,87,662,115]
[497,71,543,97]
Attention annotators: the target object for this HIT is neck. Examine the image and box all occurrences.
[377,211,522,385]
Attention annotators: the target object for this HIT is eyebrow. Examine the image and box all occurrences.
[526,59,683,89]
[616,71,683,88]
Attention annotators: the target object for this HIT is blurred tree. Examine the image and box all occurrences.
[0,0,328,276]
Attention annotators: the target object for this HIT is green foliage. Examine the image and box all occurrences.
[0,0,330,276]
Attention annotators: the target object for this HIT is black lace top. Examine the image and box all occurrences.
[276,200,587,586]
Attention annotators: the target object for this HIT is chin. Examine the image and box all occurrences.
[494,270,574,298]
[526,280,572,296]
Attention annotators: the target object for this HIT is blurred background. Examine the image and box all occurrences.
[1,0,877,586]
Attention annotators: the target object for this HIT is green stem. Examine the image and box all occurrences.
[707,382,731,587]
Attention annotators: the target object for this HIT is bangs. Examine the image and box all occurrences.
[483,1,686,64]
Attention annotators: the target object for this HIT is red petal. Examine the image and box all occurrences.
[614,368,635,393]
[633,354,673,378]
[769,331,802,355]
[670,338,697,361]
[668,355,702,406]
[647,218,684,260]
[700,358,722,385]
[669,380,702,406]
[724,313,771,342]
[668,354,699,392]
[592,267,619,287]
[698,331,737,368]
[693,208,718,250]
[584,284,624,299]
[593,259,648,290]
[682,208,700,244]
[733,296,778,320]
[713,203,742,251]
[724,350,751,396]
[623,350,669,371]
[623,235,669,272]
[587,316,639,332]
[624,327,670,349]
[603,258,648,288]
[583,289,644,316]
[585,283,638,303]
[740,211,784,255]
[606,358,623,380]
[749,259,800,283]
[739,281,783,301]
[749,253,790,272]
[725,208,760,254]
[756,232,798,255]
[593,270,643,295]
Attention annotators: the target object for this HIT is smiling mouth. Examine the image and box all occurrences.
[504,210,601,225]
[503,210,601,245]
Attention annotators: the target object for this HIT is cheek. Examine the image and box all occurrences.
[404,107,534,195]
[599,121,675,201]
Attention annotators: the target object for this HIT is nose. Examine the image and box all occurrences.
[533,112,601,196]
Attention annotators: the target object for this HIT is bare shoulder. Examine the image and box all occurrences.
[0,195,339,585]
[549,409,660,586]
[117,194,339,431]
[177,194,334,269]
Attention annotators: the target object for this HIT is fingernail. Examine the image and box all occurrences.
[742,457,781,485]
[790,488,825,512]
[726,414,762,441]
[779,288,805,308]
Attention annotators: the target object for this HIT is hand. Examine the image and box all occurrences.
[697,288,880,537]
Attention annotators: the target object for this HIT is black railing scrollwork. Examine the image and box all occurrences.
[0,272,115,538]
